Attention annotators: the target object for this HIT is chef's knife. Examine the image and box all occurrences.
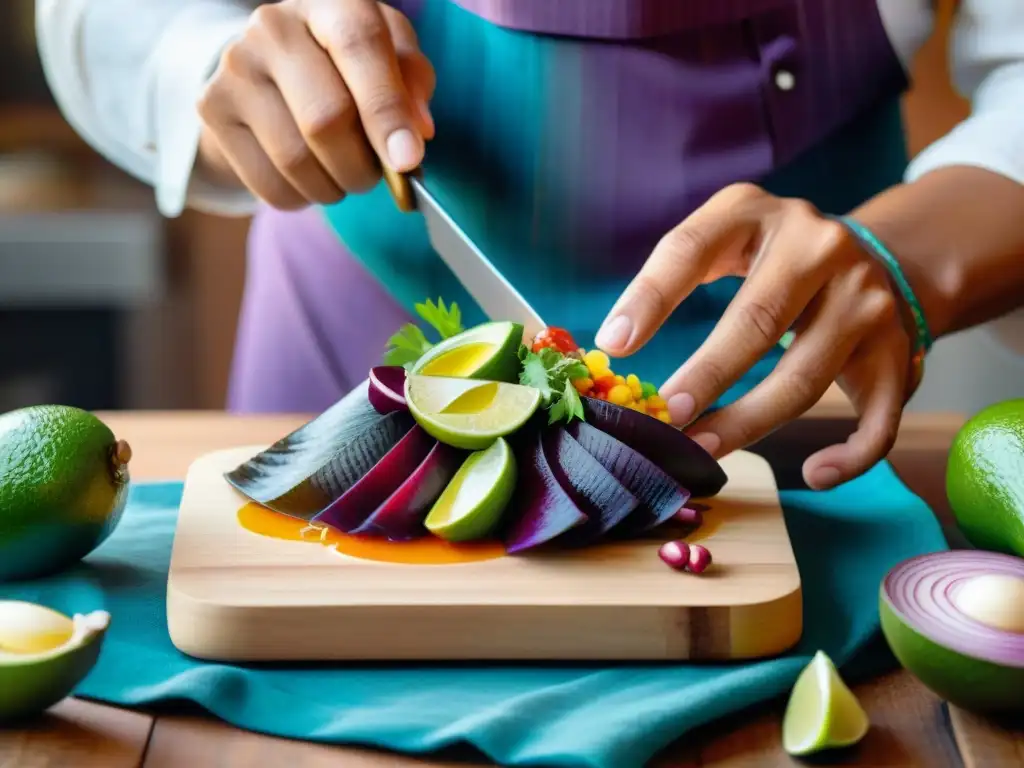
[382,165,547,343]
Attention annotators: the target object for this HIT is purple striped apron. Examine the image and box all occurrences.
[227,0,909,413]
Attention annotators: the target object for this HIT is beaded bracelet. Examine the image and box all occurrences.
[776,217,932,403]
[834,215,931,402]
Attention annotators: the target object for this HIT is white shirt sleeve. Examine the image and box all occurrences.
[905,0,1024,186]
[36,0,258,218]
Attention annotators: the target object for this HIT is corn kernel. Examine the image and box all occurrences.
[628,400,647,415]
[627,378,642,400]
[614,374,626,385]
[656,410,672,424]
[608,384,632,405]
[583,350,610,370]
[647,395,667,410]
[573,377,594,394]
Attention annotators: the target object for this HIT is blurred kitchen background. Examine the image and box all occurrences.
[0,0,1021,415]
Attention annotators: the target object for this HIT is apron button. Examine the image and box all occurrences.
[774,69,796,91]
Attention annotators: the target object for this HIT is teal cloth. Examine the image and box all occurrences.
[2,469,947,767]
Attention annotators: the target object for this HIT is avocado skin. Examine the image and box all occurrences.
[946,399,1024,558]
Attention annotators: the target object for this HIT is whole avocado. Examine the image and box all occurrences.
[946,399,1024,557]
[0,405,131,581]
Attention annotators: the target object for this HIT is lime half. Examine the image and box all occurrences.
[405,374,541,450]
[425,437,516,541]
[782,650,869,756]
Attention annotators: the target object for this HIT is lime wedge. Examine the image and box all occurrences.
[405,374,541,450]
[425,437,516,541]
[782,650,869,756]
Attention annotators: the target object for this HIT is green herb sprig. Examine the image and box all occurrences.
[383,298,465,369]
[517,345,588,425]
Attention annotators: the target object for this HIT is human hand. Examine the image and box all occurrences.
[196,0,435,209]
[595,183,918,490]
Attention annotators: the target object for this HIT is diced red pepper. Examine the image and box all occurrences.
[531,326,578,356]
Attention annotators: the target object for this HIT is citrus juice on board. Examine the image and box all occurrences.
[237,500,721,564]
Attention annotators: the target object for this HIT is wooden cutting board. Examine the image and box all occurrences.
[166,446,802,662]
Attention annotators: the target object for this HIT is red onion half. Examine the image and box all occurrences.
[880,550,1024,714]
[368,366,408,414]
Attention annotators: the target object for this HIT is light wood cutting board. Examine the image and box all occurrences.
[166,446,802,662]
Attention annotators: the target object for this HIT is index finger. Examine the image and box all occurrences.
[594,183,763,356]
[307,0,424,171]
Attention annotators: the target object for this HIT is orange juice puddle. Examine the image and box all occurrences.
[239,498,722,563]
[237,502,506,565]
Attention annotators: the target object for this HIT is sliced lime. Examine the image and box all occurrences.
[782,650,869,756]
[425,437,516,541]
[405,374,541,450]
[411,321,524,383]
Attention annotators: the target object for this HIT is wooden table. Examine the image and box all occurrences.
[2,405,1022,768]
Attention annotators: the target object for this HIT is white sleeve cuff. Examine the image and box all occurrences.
[150,1,258,217]
[905,61,1024,187]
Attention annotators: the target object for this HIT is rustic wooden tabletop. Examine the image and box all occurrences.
[2,400,1022,768]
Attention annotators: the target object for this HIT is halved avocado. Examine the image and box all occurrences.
[0,601,109,722]
[411,321,524,383]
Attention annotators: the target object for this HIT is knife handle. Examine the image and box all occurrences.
[381,164,417,213]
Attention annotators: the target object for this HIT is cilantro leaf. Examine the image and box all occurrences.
[548,378,585,425]
[414,298,463,340]
[519,354,556,403]
[518,346,589,424]
[383,323,433,368]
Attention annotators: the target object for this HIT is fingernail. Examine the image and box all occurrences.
[595,315,633,351]
[690,432,721,456]
[667,393,696,425]
[386,128,422,170]
[809,466,841,489]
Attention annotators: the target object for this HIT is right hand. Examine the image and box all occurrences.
[197,0,435,209]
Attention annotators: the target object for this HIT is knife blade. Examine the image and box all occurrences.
[382,165,547,343]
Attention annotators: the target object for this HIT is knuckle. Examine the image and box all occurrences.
[196,81,230,123]
[784,196,820,221]
[860,285,899,328]
[817,220,850,261]
[383,5,418,43]
[778,369,821,411]
[736,298,783,345]
[663,223,708,261]
[629,274,672,320]
[275,141,314,175]
[249,4,287,40]
[219,41,251,77]
[333,13,390,57]
[694,356,732,402]
[361,87,408,124]
[300,100,356,139]
[720,181,764,205]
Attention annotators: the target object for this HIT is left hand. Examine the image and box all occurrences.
[595,182,916,491]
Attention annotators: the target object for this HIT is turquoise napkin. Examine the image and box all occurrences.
[2,466,947,768]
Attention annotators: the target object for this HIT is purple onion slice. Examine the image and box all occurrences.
[880,550,1024,714]
[368,366,408,414]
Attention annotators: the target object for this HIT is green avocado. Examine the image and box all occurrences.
[0,405,131,582]
[946,399,1024,557]
[411,321,524,383]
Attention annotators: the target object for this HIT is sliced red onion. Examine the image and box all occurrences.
[368,366,408,413]
[882,550,1024,668]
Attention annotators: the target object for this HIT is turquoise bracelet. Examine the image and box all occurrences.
[834,215,934,354]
